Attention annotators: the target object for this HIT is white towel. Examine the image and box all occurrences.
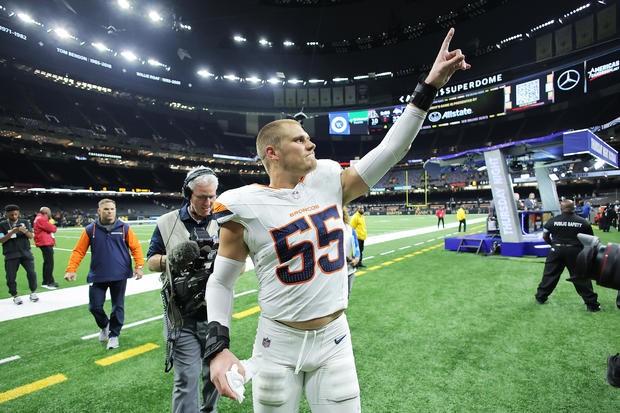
[225,358,258,404]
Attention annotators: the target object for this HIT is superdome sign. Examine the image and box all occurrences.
[438,74,504,97]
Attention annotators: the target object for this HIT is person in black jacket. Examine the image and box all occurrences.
[535,200,601,311]
[0,204,39,305]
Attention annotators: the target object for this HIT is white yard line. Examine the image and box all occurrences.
[0,355,20,364]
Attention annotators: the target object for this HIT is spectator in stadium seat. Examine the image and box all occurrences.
[436,206,446,228]
[64,199,144,350]
[350,205,368,267]
[34,207,59,289]
[146,167,221,413]
[204,28,469,410]
[457,205,467,232]
[0,204,39,305]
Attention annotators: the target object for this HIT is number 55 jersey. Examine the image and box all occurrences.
[213,159,349,322]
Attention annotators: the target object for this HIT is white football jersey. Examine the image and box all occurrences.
[213,159,349,322]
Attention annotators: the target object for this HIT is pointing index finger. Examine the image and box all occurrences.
[440,28,455,54]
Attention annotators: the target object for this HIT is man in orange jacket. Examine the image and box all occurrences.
[65,199,144,349]
[34,207,59,289]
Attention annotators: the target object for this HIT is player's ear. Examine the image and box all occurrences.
[265,145,279,161]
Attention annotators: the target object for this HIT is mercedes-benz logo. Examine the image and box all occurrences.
[556,69,580,91]
[428,112,442,123]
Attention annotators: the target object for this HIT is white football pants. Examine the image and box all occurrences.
[251,313,361,413]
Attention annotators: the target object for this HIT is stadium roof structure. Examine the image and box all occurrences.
[424,129,619,171]
[1,0,613,92]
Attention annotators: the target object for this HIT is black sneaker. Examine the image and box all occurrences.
[586,304,601,312]
[49,281,59,288]
[607,354,620,388]
[357,263,366,268]
[535,297,546,305]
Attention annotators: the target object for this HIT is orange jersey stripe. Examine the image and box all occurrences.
[213,202,230,213]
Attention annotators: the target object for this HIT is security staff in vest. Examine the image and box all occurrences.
[147,166,220,413]
[535,200,601,312]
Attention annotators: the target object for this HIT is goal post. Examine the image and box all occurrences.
[405,169,428,207]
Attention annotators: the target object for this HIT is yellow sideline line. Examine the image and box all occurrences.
[95,343,159,366]
[233,306,261,319]
[0,374,67,404]
[232,225,487,319]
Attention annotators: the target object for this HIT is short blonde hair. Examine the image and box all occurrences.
[98,198,116,208]
[256,119,300,171]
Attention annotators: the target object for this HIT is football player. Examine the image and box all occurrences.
[205,28,470,412]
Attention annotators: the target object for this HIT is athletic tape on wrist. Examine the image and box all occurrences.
[407,74,438,112]
[204,321,230,360]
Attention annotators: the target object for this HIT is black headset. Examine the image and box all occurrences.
[181,168,216,200]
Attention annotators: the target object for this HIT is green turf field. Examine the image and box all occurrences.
[1,214,620,412]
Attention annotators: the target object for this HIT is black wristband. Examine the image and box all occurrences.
[407,74,438,112]
[203,321,230,360]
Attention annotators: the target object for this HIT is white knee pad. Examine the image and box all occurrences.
[252,365,299,408]
[322,356,360,404]
[305,353,360,410]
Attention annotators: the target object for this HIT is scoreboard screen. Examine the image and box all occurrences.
[423,87,506,128]
[504,73,553,112]
[368,105,405,133]
[553,63,586,102]
[329,110,369,135]
[327,48,618,135]
[585,50,620,92]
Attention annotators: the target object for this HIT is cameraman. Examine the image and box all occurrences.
[534,200,601,312]
[147,167,220,413]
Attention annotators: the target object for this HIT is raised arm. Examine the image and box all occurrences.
[341,28,470,204]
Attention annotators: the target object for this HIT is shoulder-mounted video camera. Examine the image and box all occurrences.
[166,228,219,315]
[568,234,620,290]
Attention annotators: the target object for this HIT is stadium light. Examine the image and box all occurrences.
[148,10,163,22]
[259,38,272,47]
[332,77,349,82]
[17,12,34,24]
[197,69,214,78]
[223,74,240,81]
[117,0,131,10]
[121,50,137,61]
[288,79,303,85]
[53,27,72,40]
[233,35,246,43]
[267,77,281,85]
[245,76,262,83]
[92,42,111,52]
[148,58,164,67]
[375,72,393,78]
[308,79,324,84]
[283,40,295,47]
